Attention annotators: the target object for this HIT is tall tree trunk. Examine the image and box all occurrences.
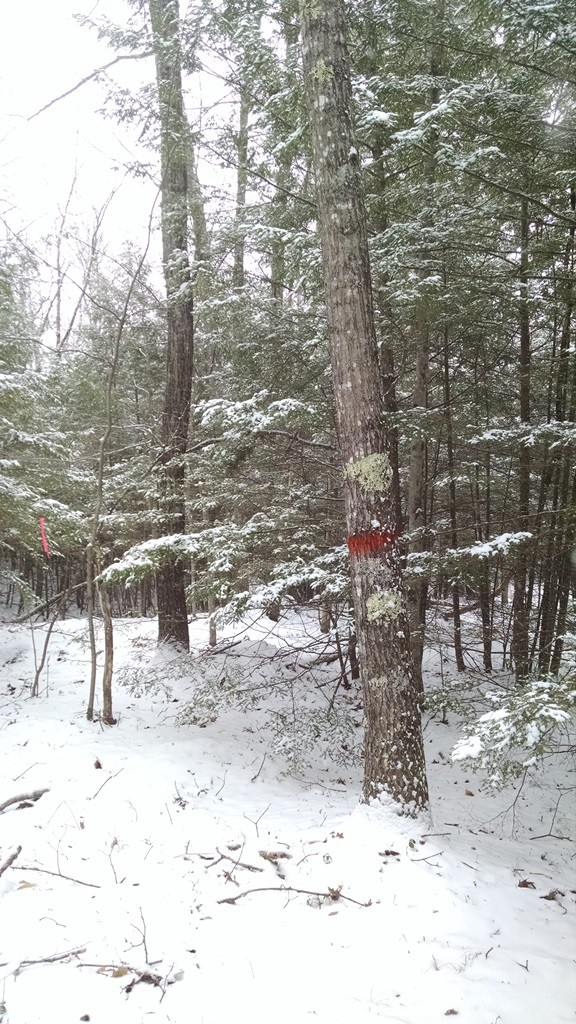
[232,88,250,290]
[368,131,403,532]
[405,0,444,686]
[511,198,532,680]
[301,0,428,813]
[442,328,466,671]
[149,0,194,650]
[539,184,575,673]
[188,138,210,268]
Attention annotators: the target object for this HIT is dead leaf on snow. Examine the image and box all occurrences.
[17,881,37,890]
[540,889,564,901]
[97,966,129,977]
[518,879,536,889]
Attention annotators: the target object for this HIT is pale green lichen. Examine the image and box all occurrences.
[366,589,403,622]
[346,453,392,493]
[372,668,409,696]
[300,0,322,16]
[311,57,333,83]
[371,675,387,691]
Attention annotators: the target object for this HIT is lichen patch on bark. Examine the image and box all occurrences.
[346,452,392,492]
[366,589,403,622]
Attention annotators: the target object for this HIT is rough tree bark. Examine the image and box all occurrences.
[301,0,429,813]
[232,87,250,290]
[511,198,532,680]
[149,0,194,650]
[443,326,466,672]
[405,0,445,689]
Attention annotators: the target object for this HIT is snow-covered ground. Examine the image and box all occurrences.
[1,612,574,1024]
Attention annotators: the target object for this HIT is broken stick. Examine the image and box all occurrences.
[0,789,49,814]
[0,845,22,878]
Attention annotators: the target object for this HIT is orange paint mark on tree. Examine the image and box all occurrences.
[347,529,397,556]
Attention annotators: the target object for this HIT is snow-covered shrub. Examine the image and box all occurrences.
[452,668,576,788]
[177,658,360,773]
[423,669,497,720]
[175,661,259,725]
[116,631,360,774]
[267,705,359,773]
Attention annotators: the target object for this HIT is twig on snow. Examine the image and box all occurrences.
[529,791,571,841]
[250,754,267,782]
[0,789,49,814]
[14,946,87,975]
[159,962,176,1003]
[0,845,22,878]
[243,803,270,839]
[215,771,227,797]
[77,959,162,972]
[12,763,41,782]
[12,865,100,889]
[408,851,444,863]
[91,767,124,801]
[208,848,264,874]
[128,908,150,964]
[217,885,371,907]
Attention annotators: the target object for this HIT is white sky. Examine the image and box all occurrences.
[0,0,157,251]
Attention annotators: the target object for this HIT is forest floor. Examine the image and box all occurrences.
[0,611,574,1024]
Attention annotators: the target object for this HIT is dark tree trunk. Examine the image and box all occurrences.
[368,132,403,534]
[539,185,575,673]
[149,0,194,650]
[301,0,428,813]
[232,88,250,290]
[405,2,444,687]
[511,199,532,680]
[443,329,466,671]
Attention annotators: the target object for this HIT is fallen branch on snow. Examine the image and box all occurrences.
[0,789,49,814]
[77,961,180,996]
[207,848,264,874]
[0,845,22,878]
[14,947,87,976]
[12,865,100,889]
[217,885,371,907]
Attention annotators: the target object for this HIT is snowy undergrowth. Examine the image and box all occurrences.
[116,616,360,773]
[0,612,574,1024]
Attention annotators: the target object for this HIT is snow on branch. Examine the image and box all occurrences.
[405,532,533,580]
[452,671,576,788]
